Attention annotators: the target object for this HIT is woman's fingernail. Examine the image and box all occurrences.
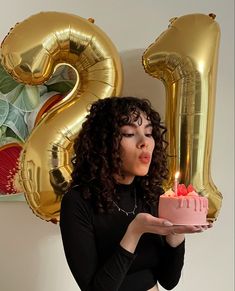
[163,221,173,226]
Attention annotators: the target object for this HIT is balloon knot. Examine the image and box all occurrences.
[209,13,216,20]
[50,218,58,224]
[88,18,95,23]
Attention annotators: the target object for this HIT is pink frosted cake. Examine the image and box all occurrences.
[158,184,208,225]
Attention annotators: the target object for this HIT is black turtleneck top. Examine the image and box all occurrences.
[60,182,185,291]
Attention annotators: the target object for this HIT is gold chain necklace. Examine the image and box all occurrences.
[113,188,137,216]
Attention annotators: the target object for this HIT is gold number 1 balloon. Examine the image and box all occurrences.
[1,12,123,222]
[142,13,222,220]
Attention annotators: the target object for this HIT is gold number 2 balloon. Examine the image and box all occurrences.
[1,12,123,222]
[142,13,222,221]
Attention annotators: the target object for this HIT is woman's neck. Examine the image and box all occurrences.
[113,174,135,185]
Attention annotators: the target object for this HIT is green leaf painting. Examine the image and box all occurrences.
[0,64,76,200]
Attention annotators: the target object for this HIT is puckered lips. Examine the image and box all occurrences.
[138,151,151,164]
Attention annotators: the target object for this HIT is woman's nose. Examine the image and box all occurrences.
[137,136,148,149]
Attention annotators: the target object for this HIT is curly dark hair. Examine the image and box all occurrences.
[70,96,168,213]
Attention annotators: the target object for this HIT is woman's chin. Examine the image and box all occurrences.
[136,170,149,176]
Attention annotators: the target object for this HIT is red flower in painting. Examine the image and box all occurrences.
[0,143,22,194]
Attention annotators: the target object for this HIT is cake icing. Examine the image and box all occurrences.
[158,184,208,225]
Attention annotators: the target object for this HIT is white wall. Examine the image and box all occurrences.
[0,1,234,291]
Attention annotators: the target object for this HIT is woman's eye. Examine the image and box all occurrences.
[122,133,134,137]
[145,133,153,137]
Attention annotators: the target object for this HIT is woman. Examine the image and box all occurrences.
[60,96,210,291]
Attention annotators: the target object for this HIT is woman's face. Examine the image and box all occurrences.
[115,112,155,184]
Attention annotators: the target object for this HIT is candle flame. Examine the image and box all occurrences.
[175,171,180,179]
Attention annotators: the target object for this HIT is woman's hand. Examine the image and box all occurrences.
[168,221,213,235]
[129,213,175,236]
[120,213,176,253]
[120,213,213,252]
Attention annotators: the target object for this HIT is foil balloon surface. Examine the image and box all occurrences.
[1,11,123,222]
[142,13,222,220]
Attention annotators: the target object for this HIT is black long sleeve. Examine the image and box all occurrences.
[60,184,185,291]
[156,238,185,290]
[60,189,136,291]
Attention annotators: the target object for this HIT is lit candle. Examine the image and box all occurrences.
[174,171,180,196]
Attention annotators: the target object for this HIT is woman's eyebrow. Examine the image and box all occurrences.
[122,123,153,128]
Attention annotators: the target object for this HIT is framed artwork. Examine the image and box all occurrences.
[0,64,76,201]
